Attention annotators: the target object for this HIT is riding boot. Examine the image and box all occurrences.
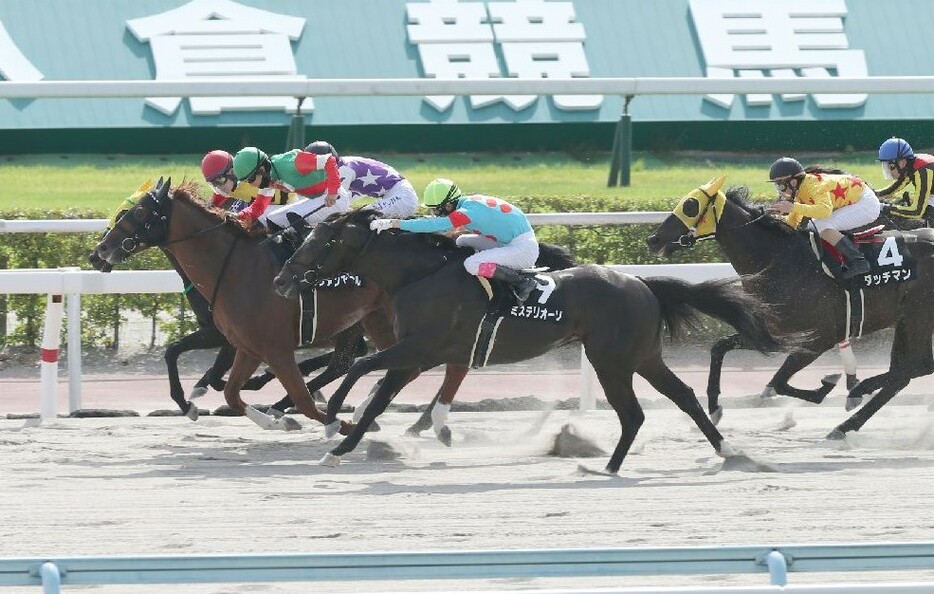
[836,236,871,279]
[489,265,538,302]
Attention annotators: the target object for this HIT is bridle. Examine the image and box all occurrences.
[672,187,770,248]
[107,187,238,312]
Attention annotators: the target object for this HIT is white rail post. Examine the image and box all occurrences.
[39,293,64,420]
[579,346,597,410]
[67,292,82,412]
[62,267,83,413]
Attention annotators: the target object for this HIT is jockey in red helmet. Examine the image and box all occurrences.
[201,150,292,224]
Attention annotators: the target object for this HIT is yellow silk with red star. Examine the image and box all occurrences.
[785,173,867,229]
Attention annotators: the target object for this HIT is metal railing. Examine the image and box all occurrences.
[3,543,934,594]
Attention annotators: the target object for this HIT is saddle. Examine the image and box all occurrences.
[809,226,916,341]
[468,271,563,368]
[810,226,916,288]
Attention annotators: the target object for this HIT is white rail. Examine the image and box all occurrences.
[2,76,934,99]
[0,212,671,234]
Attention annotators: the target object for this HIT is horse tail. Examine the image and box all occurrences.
[640,276,785,354]
[536,242,578,271]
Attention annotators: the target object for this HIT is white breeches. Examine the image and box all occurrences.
[812,187,881,232]
[260,188,351,228]
[369,180,419,219]
[459,230,539,275]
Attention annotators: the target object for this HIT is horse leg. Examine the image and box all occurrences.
[163,325,227,418]
[765,348,839,404]
[639,354,728,458]
[828,373,909,439]
[323,367,421,465]
[262,351,343,433]
[405,365,469,447]
[706,333,742,425]
[589,360,644,475]
[197,339,235,394]
[830,319,934,438]
[323,338,430,434]
[222,349,260,415]
[838,340,860,392]
[270,325,367,415]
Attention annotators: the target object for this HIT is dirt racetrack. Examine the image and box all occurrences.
[3,339,934,593]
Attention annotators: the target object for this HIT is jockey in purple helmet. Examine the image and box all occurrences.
[304,140,418,218]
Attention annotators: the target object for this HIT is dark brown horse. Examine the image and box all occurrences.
[89,179,465,433]
[272,209,785,473]
[647,175,934,439]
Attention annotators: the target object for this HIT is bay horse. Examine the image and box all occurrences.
[89,178,441,434]
[646,175,934,439]
[89,220,347,420]
[272,209,785,473]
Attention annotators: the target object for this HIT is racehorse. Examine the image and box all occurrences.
[274,219,580,444]
[646,175,934,438]
[90,178,411,433]
[89,220,345,420]
[272,209,785,473]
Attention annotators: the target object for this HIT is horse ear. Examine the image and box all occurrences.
[156,178,170,201]
[155,176,164,190]
[701,174,727,196]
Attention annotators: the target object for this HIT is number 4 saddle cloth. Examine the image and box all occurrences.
[810,226,916,288]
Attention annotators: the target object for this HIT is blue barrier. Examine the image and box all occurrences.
[2,543,934,593]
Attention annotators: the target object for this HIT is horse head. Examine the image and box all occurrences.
[91,177,172,268]
[647,174,731,257]
[273,209,380,300]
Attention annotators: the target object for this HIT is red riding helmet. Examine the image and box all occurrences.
[201,150,234,182]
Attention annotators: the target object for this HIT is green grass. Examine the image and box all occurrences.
[0,151,889,212]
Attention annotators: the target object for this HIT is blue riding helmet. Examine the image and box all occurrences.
[878,137,914,161]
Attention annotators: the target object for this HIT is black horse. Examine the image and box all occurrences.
[272,209,785,473]
[647,175,934,439]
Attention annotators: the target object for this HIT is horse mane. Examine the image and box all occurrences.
[171,182,267,238]
[723,186,797,236]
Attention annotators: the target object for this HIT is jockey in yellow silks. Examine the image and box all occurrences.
[767,157,880,279]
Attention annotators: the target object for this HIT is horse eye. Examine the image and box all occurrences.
[682,198,700,217]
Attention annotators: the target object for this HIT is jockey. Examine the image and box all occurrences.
[369,178,540,301]
[200,150,294,221]
[767,157,879,279]
[875,137,934,224]
[231,146,351,230]
[304,140,419,219]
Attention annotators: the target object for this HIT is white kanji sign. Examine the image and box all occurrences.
[406,0,602,112]
[0,21,42,82]
[127,0,307,116]
[689,0,867,109]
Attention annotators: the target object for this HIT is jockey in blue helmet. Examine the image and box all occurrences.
[876,137,934,223]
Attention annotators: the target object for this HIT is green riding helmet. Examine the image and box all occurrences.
[232,147,269,181]
[423,178,462,207]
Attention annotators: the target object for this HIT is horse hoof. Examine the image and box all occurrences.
[267,407,285,419]
[324,420,342,439]
[709,406,723,426]
[717,439,739,458]
[280,416,302,432]
[759,385,778,399]
[189,386,208,400]
[185,403,199,421]
[365,420,381,433]
[437,425,453,447]
[312,390,325,404]
[319,452,341,467]
[821,373,842,388]
[845,374,860,391]
[826,428,846,440]
[845,396,863,412]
